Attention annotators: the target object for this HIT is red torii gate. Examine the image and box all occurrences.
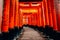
[1,0,60,33]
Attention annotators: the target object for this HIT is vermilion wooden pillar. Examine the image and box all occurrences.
[28,15,31,25]
[57,13,60,31]
[19,13,23,27]
[50,0,58,30]
[47,0,53,27]
[39,2,45,27]
[43,0,49,25]
[56,1,60,31]
[19,4,23,27]
[31,14,33,25]
[36,13,39,26]
[14,0,19,28]
[9,0,15,29]
[30,14,32,25]
[32,14,36,26]
[35,13,37,25]
[38,9,40,27]
[42,1,46,27]
[34,14,37,26]
[2,0,10,32]
[28,17,30,24]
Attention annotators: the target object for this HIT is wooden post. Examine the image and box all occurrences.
[42,1,46,27]
[47,0,53,27]
[39,2,44,27]
[9,0,15,29]
[2,0,10,32]
[43,0,49,25]
[50,0,58,30]
[14,0,19,28]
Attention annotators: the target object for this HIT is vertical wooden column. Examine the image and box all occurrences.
[47,0,53,27]
[34,14,37,26]
[36,7,40,27]
[19,10,23,27]
[57,13,60,31]
[31,14,33,25]
[38,3,43,27]
[28,15,29,25]
[29,15,32,25]
[9,0,15,29]
[2,0,10,32]
[28,16,30,25]
[56,1,60,31]
[30,14,32,25]
[32,14,36,26]
[36,13,39,26]
[43,0,49,25]
[38,9,40,27]
[54,0,60,31]
[14,0,19,28]
[35,14,37,26]
[50,0,58,30]
[42,1,46,27]
[18,2,22,28]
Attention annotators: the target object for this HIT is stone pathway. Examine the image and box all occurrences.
[18,27,46,40]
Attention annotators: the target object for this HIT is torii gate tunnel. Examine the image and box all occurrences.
[1,0,60,33]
